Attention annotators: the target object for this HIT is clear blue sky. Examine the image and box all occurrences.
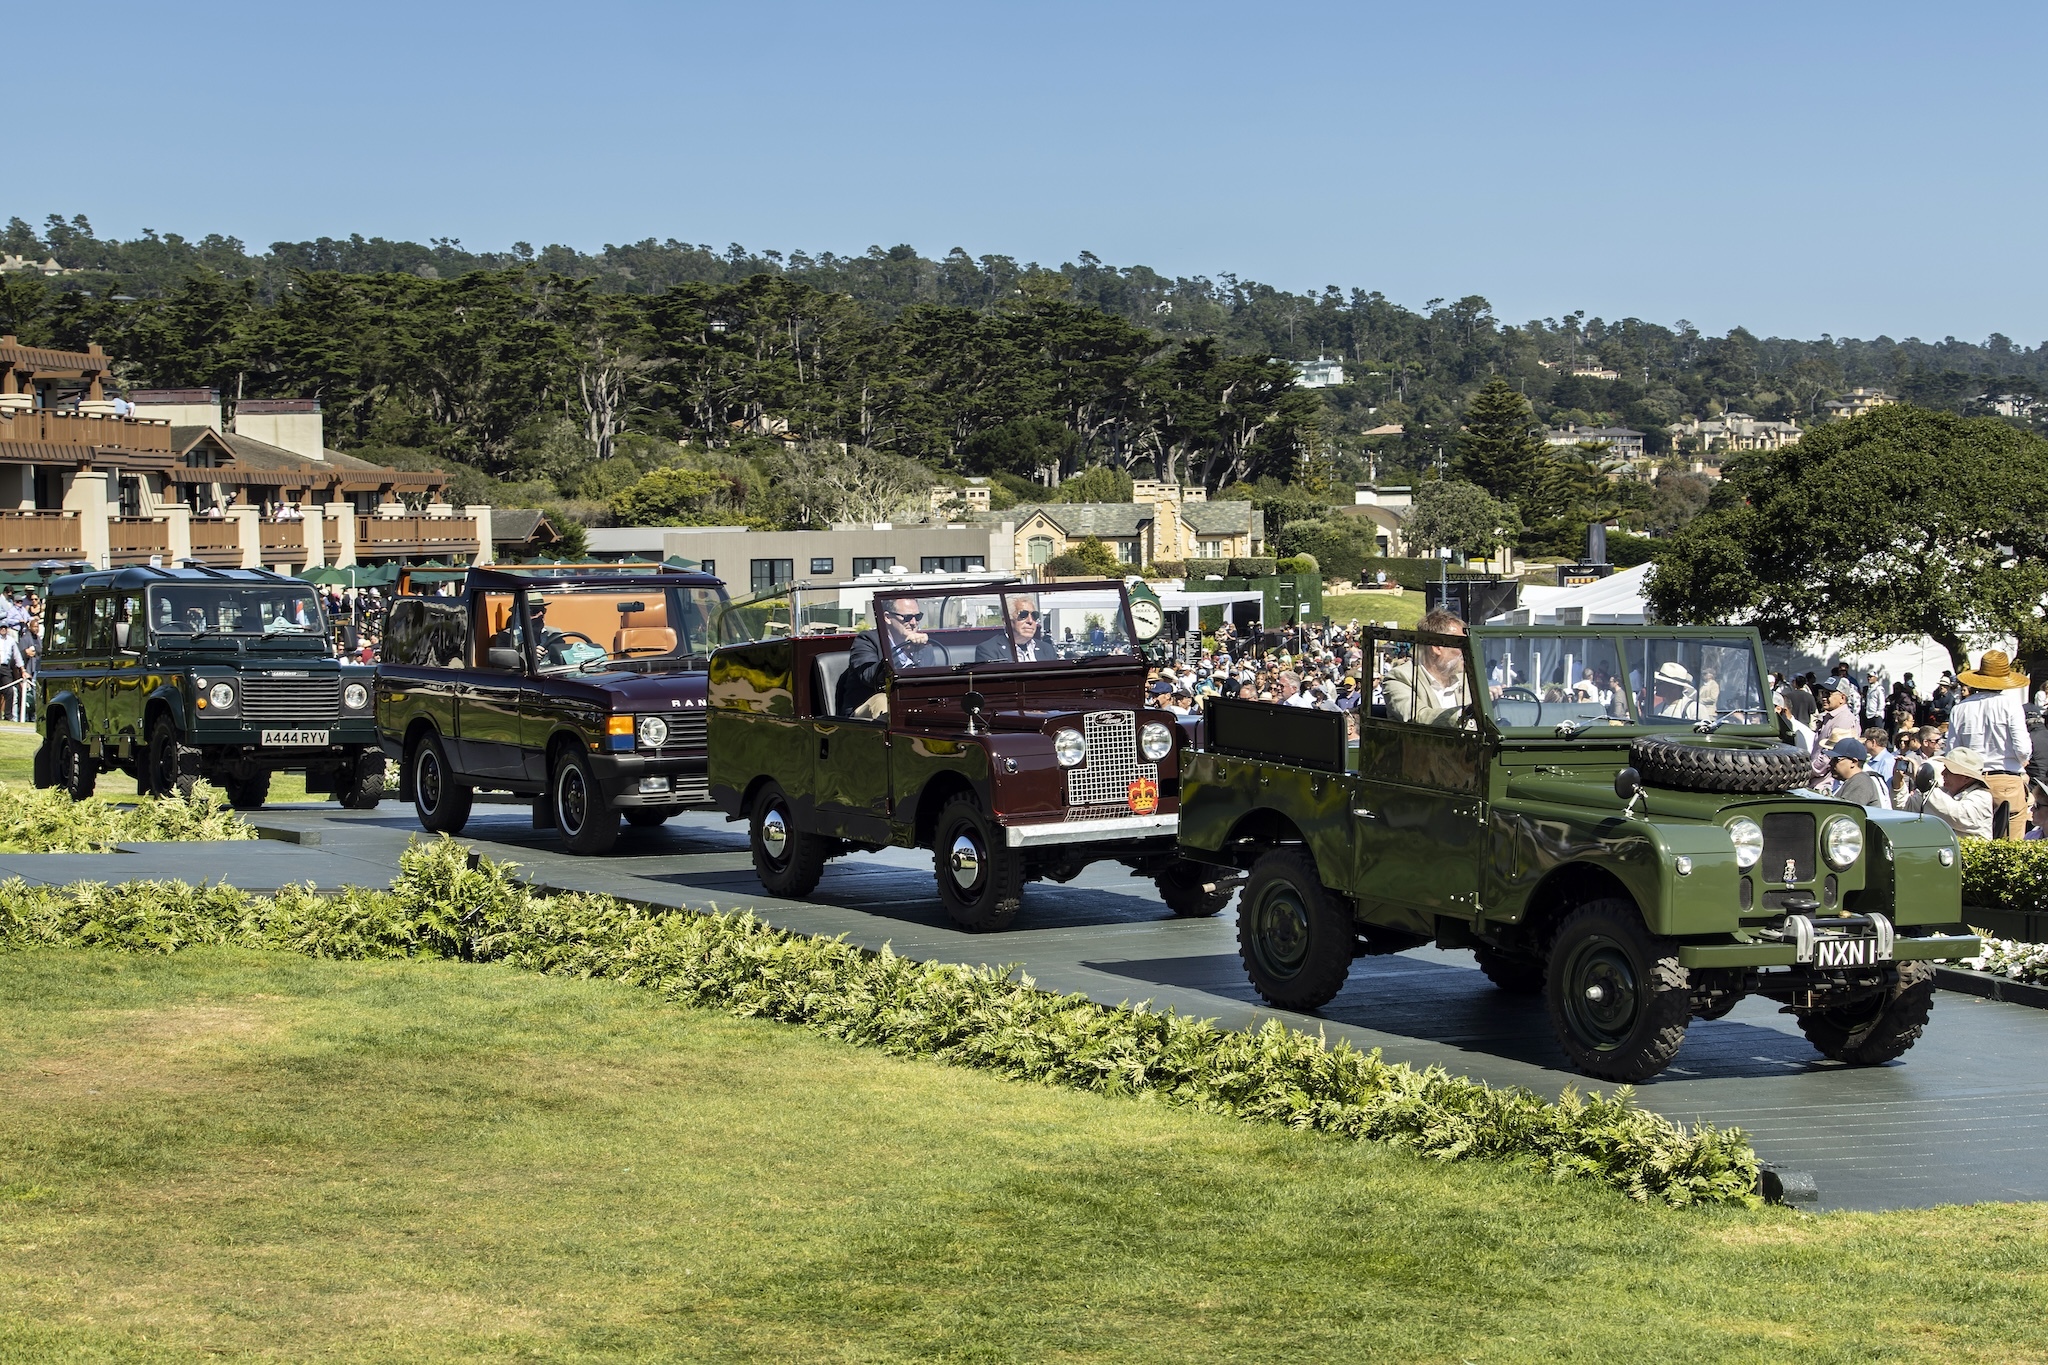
[28,1,2044,344]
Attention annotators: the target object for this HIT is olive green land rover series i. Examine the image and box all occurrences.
[1178,623,1978,1082]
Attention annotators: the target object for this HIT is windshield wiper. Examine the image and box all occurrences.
[1692,717,1729,734]
[1554,717,1591,738]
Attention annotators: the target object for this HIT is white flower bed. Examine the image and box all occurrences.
[1961,931,2048,984]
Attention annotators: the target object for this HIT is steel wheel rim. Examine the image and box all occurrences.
[1253,882,1313,977]
[417,749,443,813]
[947,830,985,894]
[1563,936,1641,1049]
[759,804,790,867]
[559,765,588,834]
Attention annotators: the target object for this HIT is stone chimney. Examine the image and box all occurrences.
[234,398,325,461]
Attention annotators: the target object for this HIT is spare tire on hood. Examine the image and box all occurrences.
[1628,734,1811,794]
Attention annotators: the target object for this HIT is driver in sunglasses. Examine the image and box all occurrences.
[839,595,943,718]
[978,593,1059,663]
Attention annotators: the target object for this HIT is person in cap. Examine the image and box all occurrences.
[1904,745,1995,840]
[1946,650,2032,839]
[1650,660,1696,718]
[1828,737,1890,809]
[1815,681,1861,747]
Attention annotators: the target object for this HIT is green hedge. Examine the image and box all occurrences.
[0,837,1760,1207]
[0,784,253,853]
[1963,839,2048,921]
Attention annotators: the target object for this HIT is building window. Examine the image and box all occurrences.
[852,556,895,577]
[1115,540,1139,564]
[810,557,834,575]
[1197,539,1226,559]
[920,555,985,573]
[750,559,794,593]
[1027,537,1054,566]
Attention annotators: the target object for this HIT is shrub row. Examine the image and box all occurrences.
[1962,838,2048,919]
[1962,932,2048,984]
[0,837,1760,1207]
[0,783,253,853]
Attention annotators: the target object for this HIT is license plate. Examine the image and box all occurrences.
[261,729,330,747]
[1814,936,1878,968]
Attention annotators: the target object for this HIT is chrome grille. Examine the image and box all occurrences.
[241,674,341,725]
[1066,710,1158,807]
[1762,812,1815,884]
[671,773,710,804]
[645,711,707,754]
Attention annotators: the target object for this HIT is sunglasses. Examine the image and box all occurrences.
[1013,609,1040,621]
[888,611,924,623]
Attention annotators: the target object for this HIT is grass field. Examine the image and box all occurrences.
[1320,589,1426,630]
[4,949,2047,1363]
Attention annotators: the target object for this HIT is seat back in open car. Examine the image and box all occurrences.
[616,626,677,656]
[813,650,853,717]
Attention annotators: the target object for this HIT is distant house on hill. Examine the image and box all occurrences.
[1292,356,1346,389]
[1544,424,1645,462]
[1821,388,1895,421]
[1668,412,1801,455]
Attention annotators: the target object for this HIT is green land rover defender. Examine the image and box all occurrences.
[1178,623,1978,1082]
[34,566,383,809]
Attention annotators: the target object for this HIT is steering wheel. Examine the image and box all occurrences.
[1499,685,1540,703]
[555,630,599,647]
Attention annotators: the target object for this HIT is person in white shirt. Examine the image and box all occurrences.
[1945,650,2032,840]
[1904,746,1995,840]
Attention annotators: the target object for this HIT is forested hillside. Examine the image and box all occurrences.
[0,211,2040,553]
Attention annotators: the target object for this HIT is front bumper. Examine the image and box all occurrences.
[1000,811,1179,848]
[590,750,712,808]
[1678,932,1980,969]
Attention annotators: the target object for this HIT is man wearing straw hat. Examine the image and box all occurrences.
[1946,650,2031,839]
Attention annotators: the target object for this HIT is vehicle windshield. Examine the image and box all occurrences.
[1475,632,1771,731]
[873,584,1137,669]
[148,584,326,638]
[515,583,729,674]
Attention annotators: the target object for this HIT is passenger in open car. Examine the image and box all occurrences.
[839,595,942,718]
[976,593,1059,663]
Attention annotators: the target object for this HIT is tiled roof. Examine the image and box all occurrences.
[1180,501,1254,534]
[1011,504,1152,539]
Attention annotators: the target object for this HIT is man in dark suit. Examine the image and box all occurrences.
[976,593,1059,664]
[839,595,941,717]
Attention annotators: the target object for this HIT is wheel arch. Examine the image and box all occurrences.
[1515,860,1641,952]
[142,686,187,742]
[912,771,978,848]
[41,697,83,742]
[1217,806,1311,870]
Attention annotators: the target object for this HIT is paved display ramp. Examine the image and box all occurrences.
[12,803,2047,1212]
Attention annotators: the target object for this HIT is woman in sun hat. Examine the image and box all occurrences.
[1947,650,2031,840]
[1904,745,1995,839]
[1650,660,1696,718]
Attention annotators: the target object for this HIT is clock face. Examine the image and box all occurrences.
[1131,598,1164,640]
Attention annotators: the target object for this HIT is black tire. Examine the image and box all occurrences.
[1628,735,1809,795]
[337,750,385,810]
[1798,961,1937,1066]
[1236,847,1355,1011]
[32,728,56,789]
[552,748,618,855]
[145,718,199,801]
[749,783,827,897]
[224,773,270,810]
[932,793,1025,931]
[1545,899,1691,1082]
[1474,943,1546,995]
[55,731,95,801]
[411,731,472,835]
[1155,862,1237,918]
[624,809,670,828]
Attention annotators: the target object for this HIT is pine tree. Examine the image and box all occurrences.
[1456,378,1545,507]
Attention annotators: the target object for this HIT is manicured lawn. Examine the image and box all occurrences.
[1320,589,1426,629]
[4,949,2047,1363]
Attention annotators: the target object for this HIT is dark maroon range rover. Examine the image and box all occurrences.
[376,567,730,853]
[706,579,1237,930]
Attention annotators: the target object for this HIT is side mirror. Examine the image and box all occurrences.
[487,647,524,671]
[1614,767,1641,801]
[961,688,985,735]
[113,621,130,649]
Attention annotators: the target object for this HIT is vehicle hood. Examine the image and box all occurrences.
[586,670,709,711]
[986,705,1173,736]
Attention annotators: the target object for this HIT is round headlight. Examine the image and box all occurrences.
[1054,728,1087,767]
[343,682,369,710]
[1140,721,1173,761]
[637,714,669,748]
[1728,817,1763,869]
[1824,816,1863,870]
[208,682,235,710]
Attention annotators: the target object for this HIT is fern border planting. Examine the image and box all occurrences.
[0,837,1761,1208]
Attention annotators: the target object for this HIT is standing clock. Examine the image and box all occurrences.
[1128,581,1165,641]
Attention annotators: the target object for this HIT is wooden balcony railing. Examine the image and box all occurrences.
[259,523,306,555]
[188,517,243,564]
[107,517,171,565]
[0,409,172,453]
[357,515,479,557]
[0,510,83,563]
